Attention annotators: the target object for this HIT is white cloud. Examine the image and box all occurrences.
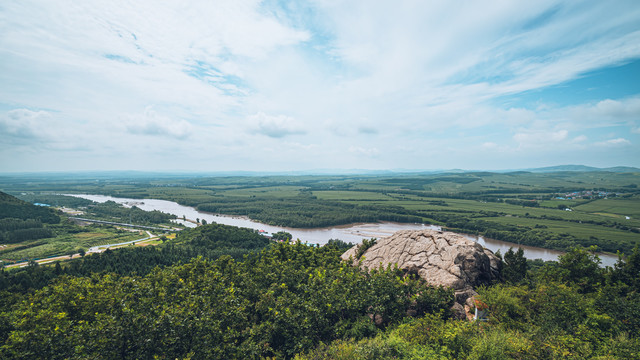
[0,109,50,142]
[248,112,305,138]
[348,146,380,157]
[124,107,192,139]
[1,1,640,171]
[567,97,640,126]
[571,135,588,143]
[513,129,569,147]
[596,138,631,147]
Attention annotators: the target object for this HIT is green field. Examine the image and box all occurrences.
[575,198,640,218]
[314,190,395,201]
[0,227,143,261]
[481,216,638,247]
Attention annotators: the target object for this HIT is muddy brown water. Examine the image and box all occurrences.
[70,194,619,267]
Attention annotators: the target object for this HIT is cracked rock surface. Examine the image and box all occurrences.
[341,229,501,308]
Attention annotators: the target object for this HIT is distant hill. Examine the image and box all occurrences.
[526,165,640,173]
[603,166,640,172]
[0,191,60,223]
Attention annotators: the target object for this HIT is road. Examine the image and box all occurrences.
[70,217,176,232]
[3,231,157,269]
[87,231,155,253]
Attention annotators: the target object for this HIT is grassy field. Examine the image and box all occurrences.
[314,191,395,201]
[481,216,637,245]
[574,198,640,218]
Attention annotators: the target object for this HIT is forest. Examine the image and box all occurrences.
[0,222,639,359]
[84,200,176,225]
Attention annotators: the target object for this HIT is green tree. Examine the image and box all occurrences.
[610,246,640,293]
[557,246,603,293]
[272,231,293,241]
[502,247,527,283]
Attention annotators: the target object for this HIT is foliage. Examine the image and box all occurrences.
[1,217,640,360]
[15,194,95,208]
[355,238,377,260]
[0,223,271,296]
[502,247,527,283]
[610,246,640,293]
[272,231,293,241]
[0,241,453,359]
[196,197,422,228]
[556,246,604,293]
[85,200,176,224]
[299,246,640,360]
[0,221,53,244]
[1,173,640,358]
[325,239,354,252]
[0,192,60,224]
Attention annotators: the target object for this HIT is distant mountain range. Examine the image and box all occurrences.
[1,165,638,178]
[522,165,640,173]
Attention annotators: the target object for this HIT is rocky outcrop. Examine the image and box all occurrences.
[341,229,501,314]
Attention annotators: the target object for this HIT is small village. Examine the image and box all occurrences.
[555,190,615,200]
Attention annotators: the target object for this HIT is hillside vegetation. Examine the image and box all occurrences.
[0,223,638,359]
[0,224,452,359]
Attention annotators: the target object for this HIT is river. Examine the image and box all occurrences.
[69,194,619,267]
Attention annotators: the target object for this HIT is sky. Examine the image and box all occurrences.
[1,0,640,173]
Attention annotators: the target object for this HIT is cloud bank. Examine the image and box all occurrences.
[1,1,639,171]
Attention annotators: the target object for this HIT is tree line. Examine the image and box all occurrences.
[196,197,422,228]
[84,200,176,225]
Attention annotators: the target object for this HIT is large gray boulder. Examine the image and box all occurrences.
[341,229,501,310]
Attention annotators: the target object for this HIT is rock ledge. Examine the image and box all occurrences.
[341,229,501,311]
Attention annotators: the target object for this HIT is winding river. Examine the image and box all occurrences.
[70,194,619,267]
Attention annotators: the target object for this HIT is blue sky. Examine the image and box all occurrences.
[1,0,639,172]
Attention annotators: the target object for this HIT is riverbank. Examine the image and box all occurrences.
[68,194,619,266]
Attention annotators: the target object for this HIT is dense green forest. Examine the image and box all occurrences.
[196,196,422,227]
[14,194,95,208]
[0,224,453,359]
[0,192,59,225]
[0,222,639,358]
[84,200,176,225]
[0,192,59,247]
